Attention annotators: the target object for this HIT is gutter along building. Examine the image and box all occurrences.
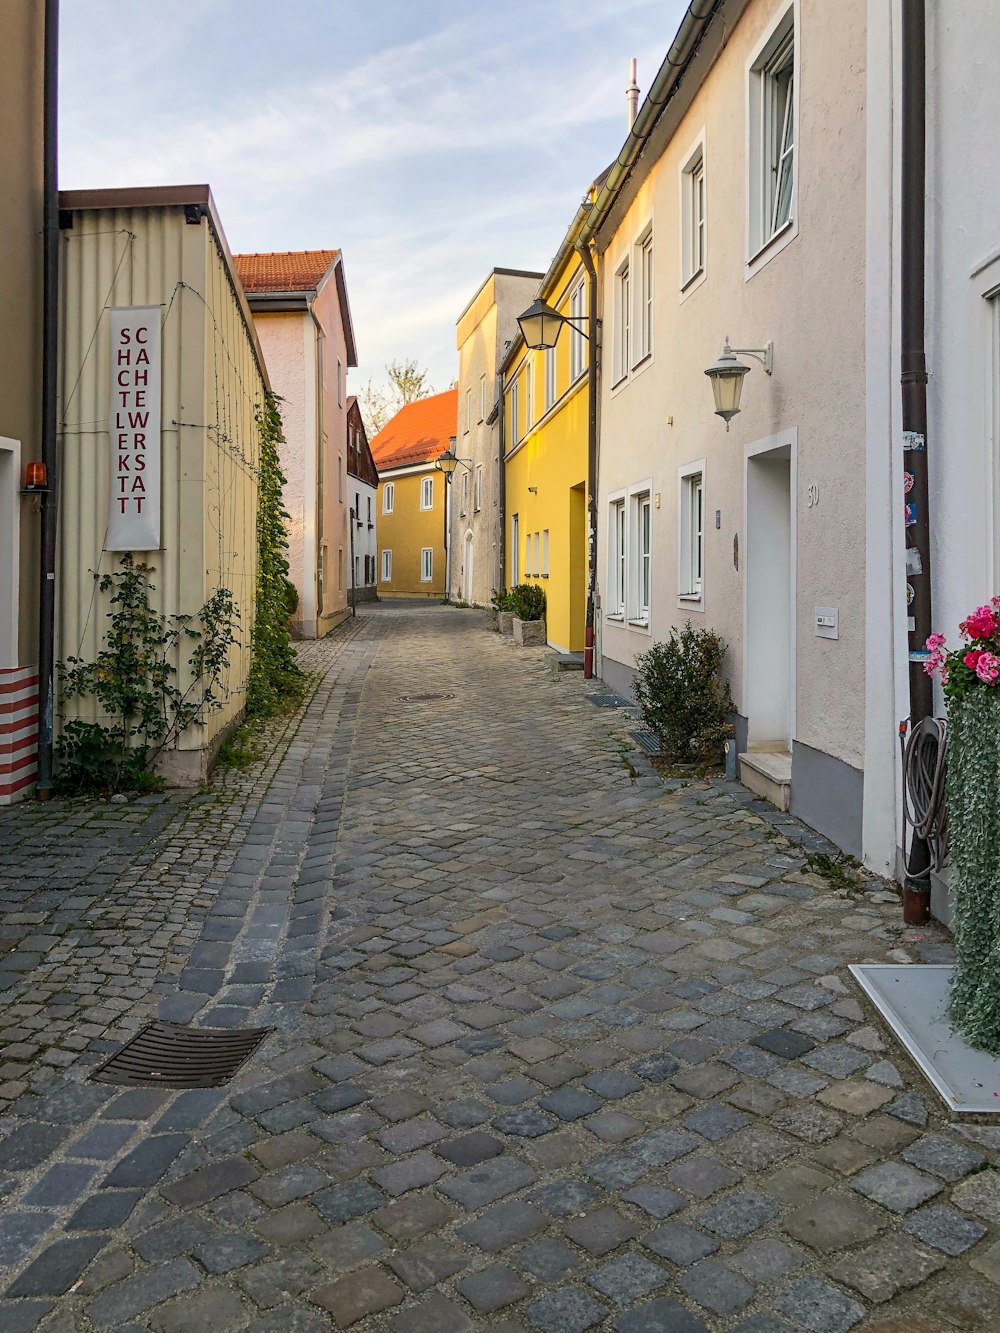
[234,249,358,638]
[57,185,270,783]
[370,390,456,599]
[0,0,43,803]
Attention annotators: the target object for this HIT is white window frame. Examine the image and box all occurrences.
[479,374,487,422]
[607,493,627,618]
[420,547,433,582]
[678,460,707,606]
[541,529,549,578]
[511,512,520,584]
[460,469,469,517]
[525,359,534,430]
[525,531,532,581]
[680,132,707,295]
[635,226,654,365]
[383,481,394,514]
[613,258,631,386]
[474,464,483,512]
[337,359,343,407]
[569,280,587,382]
[533,532,540,577]
[510,377,520,445]
[420,475,434,510]
[629,486,652,624]
[465,387,472,434]
[544,344,557,411]
[747,3,799,273]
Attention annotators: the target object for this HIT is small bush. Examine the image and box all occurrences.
[509,584,546,622]
[491,588,512,613]
[282,578,299,618]
[633,622,733,763]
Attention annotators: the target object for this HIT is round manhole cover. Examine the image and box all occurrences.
[397,692,455,703]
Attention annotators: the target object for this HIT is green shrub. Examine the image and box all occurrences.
[491,588,512,613]
[509,584,546,622]
[633,622,733,763]
[282,578,299,618]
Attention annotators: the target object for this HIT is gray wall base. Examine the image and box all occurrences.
[790,740,863,858]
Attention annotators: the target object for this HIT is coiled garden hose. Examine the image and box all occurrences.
[900,716,949,878]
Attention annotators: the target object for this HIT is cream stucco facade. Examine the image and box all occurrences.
[594,0,868,854]
[450,268,542,604]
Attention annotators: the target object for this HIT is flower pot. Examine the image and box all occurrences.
[945,689,1000,1052]
[499,611,514,637]
[513,617,546,647]
[489,609,500,631]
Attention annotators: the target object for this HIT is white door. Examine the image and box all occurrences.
[745,440,794,750]
[463,532,474,603]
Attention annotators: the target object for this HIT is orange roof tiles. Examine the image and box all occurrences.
[233,249,341,294]
[370,389,458,471]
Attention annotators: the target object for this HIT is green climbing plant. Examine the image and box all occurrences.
[246,393,304,720]
[56,555,238,793]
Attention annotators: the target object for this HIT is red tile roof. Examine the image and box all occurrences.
[233,249,341,294]
[370,389,458,471]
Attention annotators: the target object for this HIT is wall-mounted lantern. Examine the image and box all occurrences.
[704,338,774,429]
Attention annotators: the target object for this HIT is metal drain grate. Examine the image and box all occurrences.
[587,692,631,709]
[397,692,455,703]
[92,1021,272,1089]
[630,730,661,756]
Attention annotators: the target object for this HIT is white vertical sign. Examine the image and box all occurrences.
[107,306,161,551]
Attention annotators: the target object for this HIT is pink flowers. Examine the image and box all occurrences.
[927,598,1000,697]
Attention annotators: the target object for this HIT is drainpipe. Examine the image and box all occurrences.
[36,0,59,800]
[497,379,507,592]
[577,240,600,679]
[900,0,932,922]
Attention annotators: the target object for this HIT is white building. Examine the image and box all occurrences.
[346,396,379,604]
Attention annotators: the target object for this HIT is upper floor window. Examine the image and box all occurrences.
[544,345,557,411]
[383,482,394,514]
[474,464,483,512]
[569,280,587,381]
[749,8,796,259]
[460,469,469,517]
[420,476,434,510]
[337,359,343,407]
[510,378,520,445]
[613,260,631,384]
[681,144,706,287]
[525,360,534,430]
[637,228,653,363]
[679,466,705,600]
[465,387,472,434]
[479,374,487,422]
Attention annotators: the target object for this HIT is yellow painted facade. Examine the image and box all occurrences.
[376,466,447,598]
[503,254,590,653]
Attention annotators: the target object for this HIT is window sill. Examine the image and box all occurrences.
[747,217,796,273]
[680,266,704,293]
[630,353,652,374]
[628,618,650,630]
[611,373,629,392]
[678,592,703,603]
[606,613,625,623]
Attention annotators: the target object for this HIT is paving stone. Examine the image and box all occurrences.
[851,1161,942,1214]
[584,1070,644,1100]
[633,1054,680,1083]
[811,1136,878,1176]
[531,1179,603,1218]
[313,1180,384,1223]
[370,1150,445,1196]
[925,1273,1000,1329]
[644,1221,718,1266]
[459,1200,547,1251]
[254,1201,325,1245]
[494,1107,558,1137]
[667,1154,741,1199]
[905,1203,989,1255]
[193,1233,268,1274]
[66,1190,143,1231]
[370,1088,431,1122]
[901,1133,987,1181]
[310,1267,404,1326]
[679,1259,754,1316]
[519,1239,582,1281]
[700,1191,779,1240]
[621,1185,686,1218]
[671,1064,739,1099]
[377,1116,447,1154]
[86,1258,202,1329]
[385,1237,465,1291]
[372,1192,457,1241]
[147,1285,250,1333]
[162,1157,259,1208]
[773,1276,865,1333]
[525,1285,609,1332]
[250,1131,322,1171]
[440,1156,536,1208]
[564,1208,639,1256]
[886,1091,930,1126]
[732,1237,805,1282]
[455,1263,529,1313]
[584,1110,644,1143]
[387,1292,474,1333]
[681,1104,750,1141]
[583,1250,667,1305]
[850,1115,919,1153]
[439,1097,492,1128]
[771,1103,843,1143]
[827,1233,944,1303]
[783,1190,885,1252]
[7,1236,108,1297]
[952,1169,1000,1223]
[540,1087,603,1121]
[133,1217,217,1263]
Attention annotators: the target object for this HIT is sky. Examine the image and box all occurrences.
[60,0,688,395]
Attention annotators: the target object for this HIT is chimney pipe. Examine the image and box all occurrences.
[627,57,639,128]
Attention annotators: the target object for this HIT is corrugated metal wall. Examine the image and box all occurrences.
[58,206,264,772]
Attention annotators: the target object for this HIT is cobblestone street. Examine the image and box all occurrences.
[1,604,997,1332]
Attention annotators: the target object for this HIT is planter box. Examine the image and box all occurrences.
[514,617,546,647]
[489,609,499,631]
[499,611,514,636]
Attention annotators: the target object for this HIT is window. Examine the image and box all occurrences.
[355,555,360,586]
[337,359,343,407]
[682,144,706,286]
[338,548,344,590]
[569,280,587,381]
[525,531,532,580]
[338,454,344,502]
[474,464,483,512]
[381,549,392,581]
[679,467,705,600]
[465,387,472,434]
[420,547,433,582]
[493,456,499,506]
[383,482,394,514]
[510,378,520,445]
[479,374,487,422]
[420,476,434,510]
[749,9,796,257]
[525,360,534,430]
[367,495,371,521]
[608,498,626,615]
[544,345,557,410]
[631,490,652,620]
[511,513,519,584]
[460,469,469,517]
[614,260,631,383]
[533,532,540,577]
[637,229,653,362]
[541,529,549,577]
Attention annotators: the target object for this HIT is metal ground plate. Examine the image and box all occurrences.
[92,1020,272,1089]
[850,963,1000,1115]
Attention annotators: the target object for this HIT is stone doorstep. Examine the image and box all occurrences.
[738,749,792,812]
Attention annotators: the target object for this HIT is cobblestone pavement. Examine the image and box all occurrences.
[1,604,997,1333]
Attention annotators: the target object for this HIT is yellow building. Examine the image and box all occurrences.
[370,390,456,598]
[502,225,592,653]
